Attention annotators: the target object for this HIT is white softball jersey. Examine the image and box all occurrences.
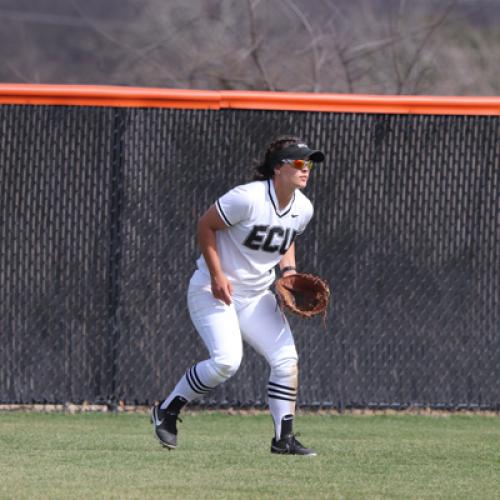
[192,179,314,296]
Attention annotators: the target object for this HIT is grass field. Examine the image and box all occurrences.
[0,411,499,499]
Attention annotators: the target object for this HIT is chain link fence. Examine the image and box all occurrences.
[1,104,499,409]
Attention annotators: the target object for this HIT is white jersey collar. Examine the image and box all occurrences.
[267,179,295,218]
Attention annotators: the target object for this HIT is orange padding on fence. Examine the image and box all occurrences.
[1,84,500,115]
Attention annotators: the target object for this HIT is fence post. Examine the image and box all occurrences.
[106,108,126,403]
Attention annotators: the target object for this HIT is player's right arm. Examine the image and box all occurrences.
[197,205,233,305]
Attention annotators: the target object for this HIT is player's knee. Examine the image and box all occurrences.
[211,354,242,381]
[270,355,298,380]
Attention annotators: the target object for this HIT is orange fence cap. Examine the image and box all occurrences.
[1,84,500,115]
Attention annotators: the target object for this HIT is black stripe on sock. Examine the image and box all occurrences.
[268,394,296,402]
[188,368,211,394]
[185,370,208,395]
[268,387,297,398]
[193,364,214,391]
[185,373,204,395]
[268,381,297,393]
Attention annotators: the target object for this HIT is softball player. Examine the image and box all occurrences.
[151,136,325,455]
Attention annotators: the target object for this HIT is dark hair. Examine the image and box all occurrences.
[253,135,302,181]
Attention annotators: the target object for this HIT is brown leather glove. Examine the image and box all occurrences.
[275,273,330,321]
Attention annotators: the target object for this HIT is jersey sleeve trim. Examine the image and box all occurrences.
[216,199,233,226]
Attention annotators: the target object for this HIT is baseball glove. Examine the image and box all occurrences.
[274,273,330,322]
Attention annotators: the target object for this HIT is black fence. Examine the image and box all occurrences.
[1,104,499,409]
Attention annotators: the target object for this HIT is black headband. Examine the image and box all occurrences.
[269,143,325,166]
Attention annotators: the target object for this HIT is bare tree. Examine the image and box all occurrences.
[0,0,499,95]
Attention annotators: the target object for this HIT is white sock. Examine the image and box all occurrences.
[268,380,297,439]
[160,360,218,410]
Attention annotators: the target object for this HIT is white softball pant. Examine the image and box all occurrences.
[187,278,298,385]
[162,273,299,436]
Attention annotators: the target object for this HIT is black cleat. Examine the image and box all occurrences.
[271,433,317,456]
[150,404,182,449]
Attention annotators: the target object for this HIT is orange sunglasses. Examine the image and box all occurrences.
[281,159,315,170]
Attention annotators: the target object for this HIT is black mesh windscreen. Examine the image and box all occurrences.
[1,105,499,409]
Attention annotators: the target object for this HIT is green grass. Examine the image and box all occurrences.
[0,412,499,499]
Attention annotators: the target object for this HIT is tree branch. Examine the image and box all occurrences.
[279,0,322,92]
[246,0,276,90]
